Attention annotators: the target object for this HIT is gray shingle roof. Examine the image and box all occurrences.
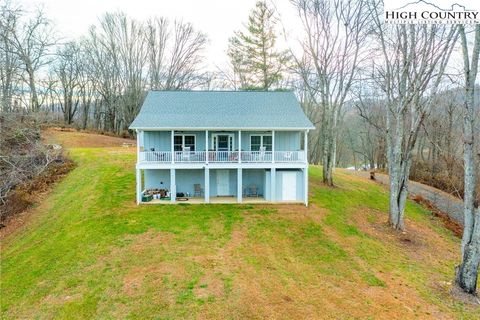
[129,91,315,130]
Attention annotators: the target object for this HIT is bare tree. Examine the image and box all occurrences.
[456,24,480,295]
[293,0,370,186]
[84,14,123,132]
[370,0,458,230]
[164,21,207,90]
[146,18,207,91]
[0,1,21,113]
[146,17,169,90]
[113,14,148,132]
[3,7,56,111]
[53,42,82,124]
[83,13,207,133]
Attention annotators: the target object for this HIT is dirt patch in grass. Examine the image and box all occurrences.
[42,127,135,149]
[411,194,463,238]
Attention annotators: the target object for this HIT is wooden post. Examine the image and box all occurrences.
[204,168,210,203]
[237,168,242,203]
[170,169,176,203]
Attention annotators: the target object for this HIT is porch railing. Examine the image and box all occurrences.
[139,150,305,163]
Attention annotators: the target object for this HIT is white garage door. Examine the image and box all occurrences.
[281,171,297,201]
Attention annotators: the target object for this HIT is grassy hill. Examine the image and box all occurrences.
[1,129,478,319]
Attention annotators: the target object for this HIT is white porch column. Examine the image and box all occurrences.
[237,168,242,203]
[204,168,210,203]
[136,129,140,160]
[136,168,142,204]
[271,168,276,202]
[205,130,209,164]
[304,167,309,207]
[272,130,275,163]
[170,168,176,203]
[238,130,241,163]
[304,130,308,164]
[171,130,175,163]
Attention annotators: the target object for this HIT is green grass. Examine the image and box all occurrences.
[1,145,478,319]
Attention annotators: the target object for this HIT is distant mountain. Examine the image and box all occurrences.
[394,0,474,11]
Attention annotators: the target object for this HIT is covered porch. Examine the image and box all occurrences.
[137,129,308,164]
[136,167,307,205]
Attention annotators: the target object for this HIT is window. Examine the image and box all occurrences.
[174,136,183,151]
[184,135,195,150]
[263,136,272,151]
[250,135,272,151]
[250,136,261,151]
[174,134,195,151]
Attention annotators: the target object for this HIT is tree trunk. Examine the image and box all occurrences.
[26,66,40,111]
[322,123,335,186]
[456,223,480,294]
[456,24,480,295]
[388,161,410,231]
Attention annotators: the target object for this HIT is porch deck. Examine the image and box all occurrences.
[144,196,270,204]
[139,150,306,164]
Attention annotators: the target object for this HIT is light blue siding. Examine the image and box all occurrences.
[142,130,301,152]
[144,131,171,151]
[275,131,301,151]
[144,169,170,189]
[143,168,304,201]
[242,169,266,197]
[176,169,204,195]
[144,169,205,196]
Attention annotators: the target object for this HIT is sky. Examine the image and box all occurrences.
[19,0,303,70]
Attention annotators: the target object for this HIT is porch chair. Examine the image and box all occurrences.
[194,184,204,197]
[249,184,258,197]
[259,146,266,161]
[182,146,191,161]
[283,151,293,162]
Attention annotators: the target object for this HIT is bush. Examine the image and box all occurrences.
[0,113,70,222]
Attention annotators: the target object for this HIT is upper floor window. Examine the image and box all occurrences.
[250,135,272,151]
[174,134,195,151]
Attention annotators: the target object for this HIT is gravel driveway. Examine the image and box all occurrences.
[350,171,465,226]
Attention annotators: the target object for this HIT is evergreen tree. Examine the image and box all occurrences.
[227,1,289,90]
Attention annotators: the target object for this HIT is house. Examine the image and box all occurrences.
[129,91,315,205]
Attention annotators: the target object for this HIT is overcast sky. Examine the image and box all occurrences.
[19,0,302,70]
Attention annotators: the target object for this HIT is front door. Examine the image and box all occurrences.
[216,170,230,196]
[282,171,297,201]
[215,134,231,151]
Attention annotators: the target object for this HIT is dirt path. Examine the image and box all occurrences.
[350,170,465,226]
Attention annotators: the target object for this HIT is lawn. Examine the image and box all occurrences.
[1,130,478,319]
